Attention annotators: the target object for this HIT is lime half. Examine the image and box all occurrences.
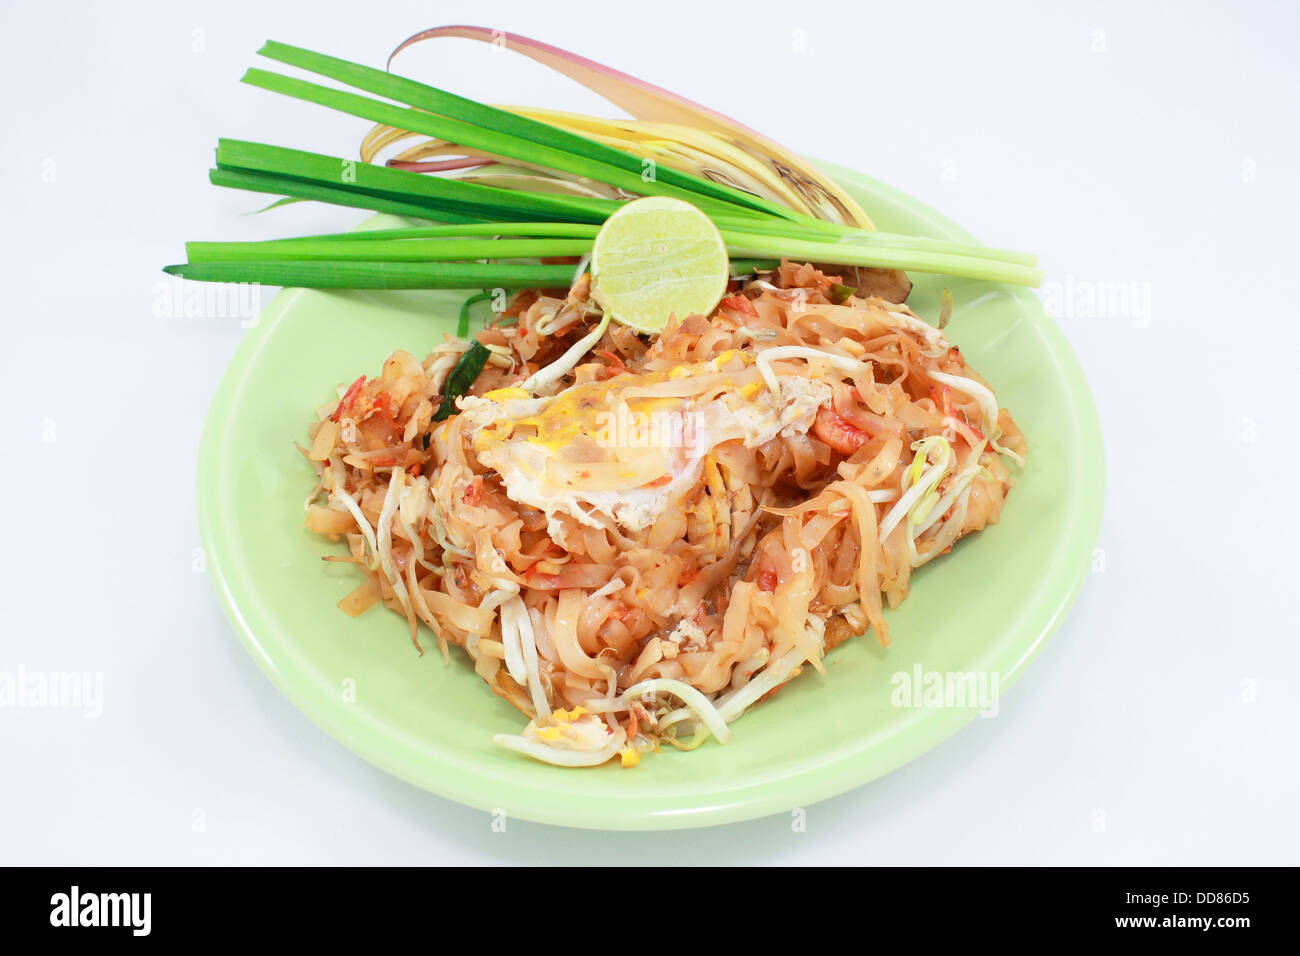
[590,196,729,333]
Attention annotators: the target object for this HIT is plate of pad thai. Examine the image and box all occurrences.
[185,27,1103,827]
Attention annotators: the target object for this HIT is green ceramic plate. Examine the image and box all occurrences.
[197,164,1104,829]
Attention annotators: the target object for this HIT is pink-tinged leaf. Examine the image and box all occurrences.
[387,25,873,227]
[387,156,493,173]
[388,25,774,139]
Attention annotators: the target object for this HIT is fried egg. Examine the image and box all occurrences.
[458,355,830,535]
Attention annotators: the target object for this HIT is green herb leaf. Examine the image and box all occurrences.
[162,260,577,290]
[433,342,491,421]
[829,283,856,304]
[457,292,496,338]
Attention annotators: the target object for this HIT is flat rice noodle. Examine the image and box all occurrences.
[421,587,496,636]
[828,480,889,645]
[492,670,533,714]
[306,505,357,535]
[854,435,903,486]
[549,588,608,680]
[525,562,612,590]
[626,639,665,685]
[880,522,912,609]
[474,650,500,684]
[639,659,685,683]
[644,507,689,554]
[338,574,383,617]
[309,419,340,461]
[576,594,614,650]
[801,511,847,550]
[594,617,639,660]
[713,443,765,486]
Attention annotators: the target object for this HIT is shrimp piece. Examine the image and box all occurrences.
[812,405,868,455]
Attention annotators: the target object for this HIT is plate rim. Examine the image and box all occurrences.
[196,164,1105,830]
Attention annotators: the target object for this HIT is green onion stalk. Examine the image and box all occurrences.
[165,41,1043,292]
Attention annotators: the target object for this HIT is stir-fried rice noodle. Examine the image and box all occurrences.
[303,261,1026,766]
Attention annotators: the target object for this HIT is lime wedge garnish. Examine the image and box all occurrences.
[590,196,729,333]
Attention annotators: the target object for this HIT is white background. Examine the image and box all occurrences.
[2,0,1296,865]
